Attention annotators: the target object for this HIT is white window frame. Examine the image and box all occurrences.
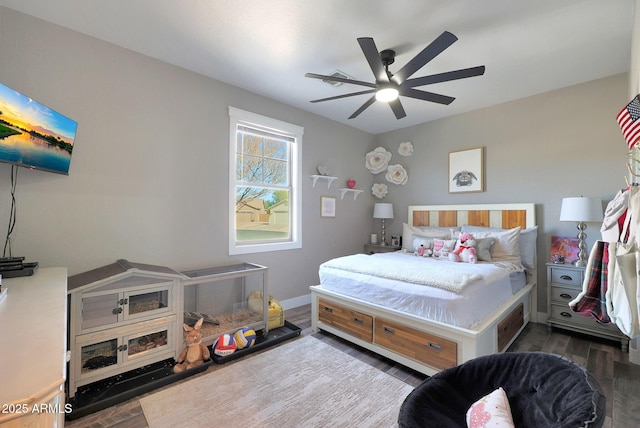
[228,107,302,255]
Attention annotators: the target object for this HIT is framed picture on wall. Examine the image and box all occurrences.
[320,196,336,218]
[448,147,485,193]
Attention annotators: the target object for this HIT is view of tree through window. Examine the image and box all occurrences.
[229,107,302,255]
[235,125,292,242]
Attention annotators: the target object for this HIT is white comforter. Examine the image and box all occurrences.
[320,252,513,294]
[318,252,523,328]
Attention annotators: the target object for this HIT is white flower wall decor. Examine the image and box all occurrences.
[371,183,389,199]
[386,164,408,185]
[365,147,392,174]
[398,141,413,157]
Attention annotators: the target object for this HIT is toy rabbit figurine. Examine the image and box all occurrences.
[173,317,210,373]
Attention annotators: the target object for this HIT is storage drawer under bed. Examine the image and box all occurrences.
[318,299,373,342]
[374,317,457,371]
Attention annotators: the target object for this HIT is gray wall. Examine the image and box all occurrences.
[0,6,630,314]
[374,73,629,310]
[0,7,377,303]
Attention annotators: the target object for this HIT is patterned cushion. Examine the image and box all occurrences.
[466,387,514,428]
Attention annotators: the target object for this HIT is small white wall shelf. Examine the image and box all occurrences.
[310,175,338,188]
[339,188,363,200]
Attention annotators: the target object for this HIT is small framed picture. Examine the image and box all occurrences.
[550,236,580,263]
[320,196,336,218]
[448,147,484,193]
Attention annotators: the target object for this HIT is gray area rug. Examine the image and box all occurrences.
[140,335,413,427]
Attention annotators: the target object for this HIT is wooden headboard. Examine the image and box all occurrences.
[408,203,536,229]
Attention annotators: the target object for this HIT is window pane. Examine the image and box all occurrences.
[263,139,287,160]
[263,158,287,185]
[237,154,263,183]
[235,187,290,242]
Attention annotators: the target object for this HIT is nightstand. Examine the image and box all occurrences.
[363,244,401,254]
[546,262,629,350]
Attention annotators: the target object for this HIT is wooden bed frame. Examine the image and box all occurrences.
[310,203,537,377]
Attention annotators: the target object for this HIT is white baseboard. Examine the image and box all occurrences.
[280,293,311,310]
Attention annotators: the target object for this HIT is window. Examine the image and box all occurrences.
[228,107,302,255]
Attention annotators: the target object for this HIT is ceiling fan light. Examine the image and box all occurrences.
[375,87,399,102]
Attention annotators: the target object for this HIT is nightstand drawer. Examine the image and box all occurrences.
[550,285,579,303]
[549,303,621,334]
[550,267,583,286]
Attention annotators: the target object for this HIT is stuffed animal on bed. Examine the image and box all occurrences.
[174,317,210,373]
[415,244,432,257]
[449,232,478,264]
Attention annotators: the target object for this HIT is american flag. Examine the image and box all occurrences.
[617,95,640,150]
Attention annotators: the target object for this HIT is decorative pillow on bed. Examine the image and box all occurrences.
[475,237,495,262]
[402,223,454,251]
[466,387,514,428]
[462,225,537,269]
[432,238,456,258]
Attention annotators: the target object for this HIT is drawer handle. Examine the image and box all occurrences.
[559,293,573,299]
[560,311,572,318]
[323,307,333,313]
[383,326,395,335]
[112,307,123,315]
[427,342,442,351]
[118,344,128,352]
[560,275,573,281]
[353,317,364,324]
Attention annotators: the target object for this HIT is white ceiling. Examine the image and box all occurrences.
[0,0,635,134]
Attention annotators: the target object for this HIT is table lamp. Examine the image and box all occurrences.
[373,203,394,246]
[559,197,604,267]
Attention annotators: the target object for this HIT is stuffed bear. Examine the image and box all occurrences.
[449,232,478,263]
[415,244,432,257]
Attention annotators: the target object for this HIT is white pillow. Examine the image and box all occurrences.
[402,223,453,251]
[471,227,522,265]
[466,387,514,428]
[462,225,537,269]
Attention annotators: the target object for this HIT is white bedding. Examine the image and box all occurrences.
[318,252,525,329]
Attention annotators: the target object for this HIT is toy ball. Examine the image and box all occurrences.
[212,334,236,357]
[234,327,257,350]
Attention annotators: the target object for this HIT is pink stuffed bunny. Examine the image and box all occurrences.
[449,232,478,263]
[174,318,210,373]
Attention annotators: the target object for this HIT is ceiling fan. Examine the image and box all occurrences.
[305,31,485,120]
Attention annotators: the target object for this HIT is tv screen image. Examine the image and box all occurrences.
[0,82,78,175]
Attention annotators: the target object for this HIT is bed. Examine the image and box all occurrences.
[310,203,537,376]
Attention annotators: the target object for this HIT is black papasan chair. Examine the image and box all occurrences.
[398,352,605,428]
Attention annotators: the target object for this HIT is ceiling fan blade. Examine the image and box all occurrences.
[310,89,376,103]
[357,37,389,83]
[400,88,455,105]
[305,73,377,89]
[402,66,486,88]
[389,99,406,120]
[348,96,376,119]
[391,31,458,84]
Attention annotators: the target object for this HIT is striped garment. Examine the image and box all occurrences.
[570,240,611,324]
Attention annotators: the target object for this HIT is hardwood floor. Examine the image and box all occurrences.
[66,305,640,427]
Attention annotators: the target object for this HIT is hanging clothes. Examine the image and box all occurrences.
[569,241,611,324]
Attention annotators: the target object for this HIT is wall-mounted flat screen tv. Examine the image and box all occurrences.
[0,82,78,175]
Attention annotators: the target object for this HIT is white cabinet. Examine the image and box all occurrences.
[67,260,183,398]
[0,268,68,428]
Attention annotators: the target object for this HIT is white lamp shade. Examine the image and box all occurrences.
[373,203,394,219]
[559,197,604,222]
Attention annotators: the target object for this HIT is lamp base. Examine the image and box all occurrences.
[575,221,588,268]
